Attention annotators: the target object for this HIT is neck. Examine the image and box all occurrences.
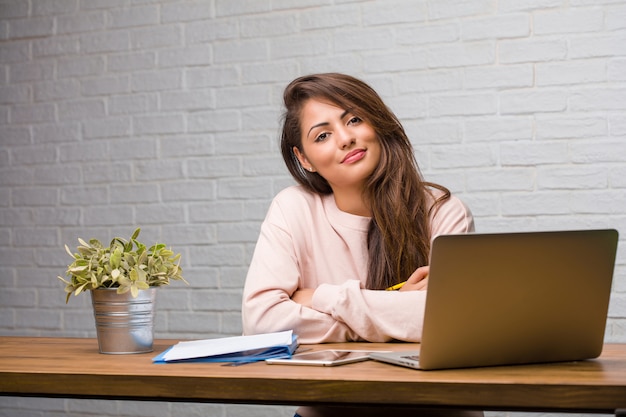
[332,187,371,217]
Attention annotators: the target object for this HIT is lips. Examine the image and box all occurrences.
[341,149,366,164]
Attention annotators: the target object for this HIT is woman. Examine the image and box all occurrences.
[242,73,477,416]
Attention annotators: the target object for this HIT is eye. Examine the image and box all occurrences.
[315,132,329,142]
[347,116,362,125]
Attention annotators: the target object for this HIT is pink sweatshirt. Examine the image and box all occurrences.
[242,185,474,344]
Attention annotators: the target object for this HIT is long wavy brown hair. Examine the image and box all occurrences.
[280,73,450,290]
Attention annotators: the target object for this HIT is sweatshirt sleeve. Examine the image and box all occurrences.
[310,194,475,342]
[242,197,361,344]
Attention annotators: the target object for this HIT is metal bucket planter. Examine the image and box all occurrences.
[90,287,156,354]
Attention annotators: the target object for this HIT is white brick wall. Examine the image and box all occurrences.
[1,1,625,416]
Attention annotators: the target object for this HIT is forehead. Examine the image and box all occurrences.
[300,98,348,124]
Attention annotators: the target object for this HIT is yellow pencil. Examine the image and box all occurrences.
[385,281,406,291]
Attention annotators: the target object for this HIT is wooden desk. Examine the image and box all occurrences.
[1,337,626,414]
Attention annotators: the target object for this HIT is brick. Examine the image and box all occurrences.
[108,51,156,72]
[241,61,299,84]
[60,185,108,206]
[432,144,496,169]
[462,13,529,40]
[134,160,184,181]
[0,85,30,104]
[161,180,215,203]
[110,184,160,204]
[569,190,619,214]
[217,178,272,199]
[429,0,495,20]
[430,93,497,116]
[108,5,159,28]
[158,46,212,68]
[108,94,158,115]
[9,17,54,39]
[215,133,270,155]
[12,187,59,206]
[161,224,217,245]
[186,66,239,88]
[131,25,182,49]
[242,12,299,37]
[403,120,460,145]
[570,87,626,111]
[186,19,238,44]
[0,126,31,146]
[131,69,182,92]
[499,90,567,115]
[569,33,626,59]
[471,166,535,193]
[34,207,81,226]
[215,39,269,63]
[537,166,607,190]
[465,117,533,142]
[500,141,569,166]
[610,113,626,136]
[216,85,271,109]
[133,114,185,135]
[81,75,130,96]
[33,36,79,57]
[0,167,34,187]
[501,192,570,216]
[12,145,57,165]
[397,69,463,93]
[168,310,221,331]
[32,0,76,15]
[0,0,29,18]
[536,59,606,86]
[606,4,626,30]
[80,30,130,53]
[218,222,261,243]
[12,103,56,124]
[161,135,215,157]
[9,61,55,83]
[299,5,360,31]
[499,38,568,63]
[189,201,244,222]
[57,99,106,121]
[160,90,214,111]
[363,1,427,25]
[82,116,131,138]
[34,79,81,101]
[242,156,284,176]
[57,11,106,34]
[57,55,106,78]
[83,205,134,226]
[83,162,132,184]
[216,0,270,16]
[608,58,626,81]
[570,140,626,163]
[161,2,214,23]
[498,0,562,12]
[534,8,604,34]
[189,110,240,133]
[396,23,459,46]
[191,290,241,312]
[364,50,428,73]
[334,28,394,53]
[464,64,533,89]
[187,157,241,179]
[385,94,428,120]
[535,115,607,139]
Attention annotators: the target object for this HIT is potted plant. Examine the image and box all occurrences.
[58,228,187,354]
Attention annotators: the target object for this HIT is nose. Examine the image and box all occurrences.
[336,126,355,149]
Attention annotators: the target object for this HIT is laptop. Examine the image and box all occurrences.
[369,229,619,370]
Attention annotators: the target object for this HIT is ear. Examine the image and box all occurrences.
[293,146,315,172]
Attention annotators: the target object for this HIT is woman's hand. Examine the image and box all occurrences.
[291,288,315,308]
[399,266,430,291]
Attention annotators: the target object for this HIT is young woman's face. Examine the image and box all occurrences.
[294,98,381,193]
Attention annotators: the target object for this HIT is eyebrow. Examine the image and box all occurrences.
[306,109,350,138]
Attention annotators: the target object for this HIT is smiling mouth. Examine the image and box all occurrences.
[341,149,366,164]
